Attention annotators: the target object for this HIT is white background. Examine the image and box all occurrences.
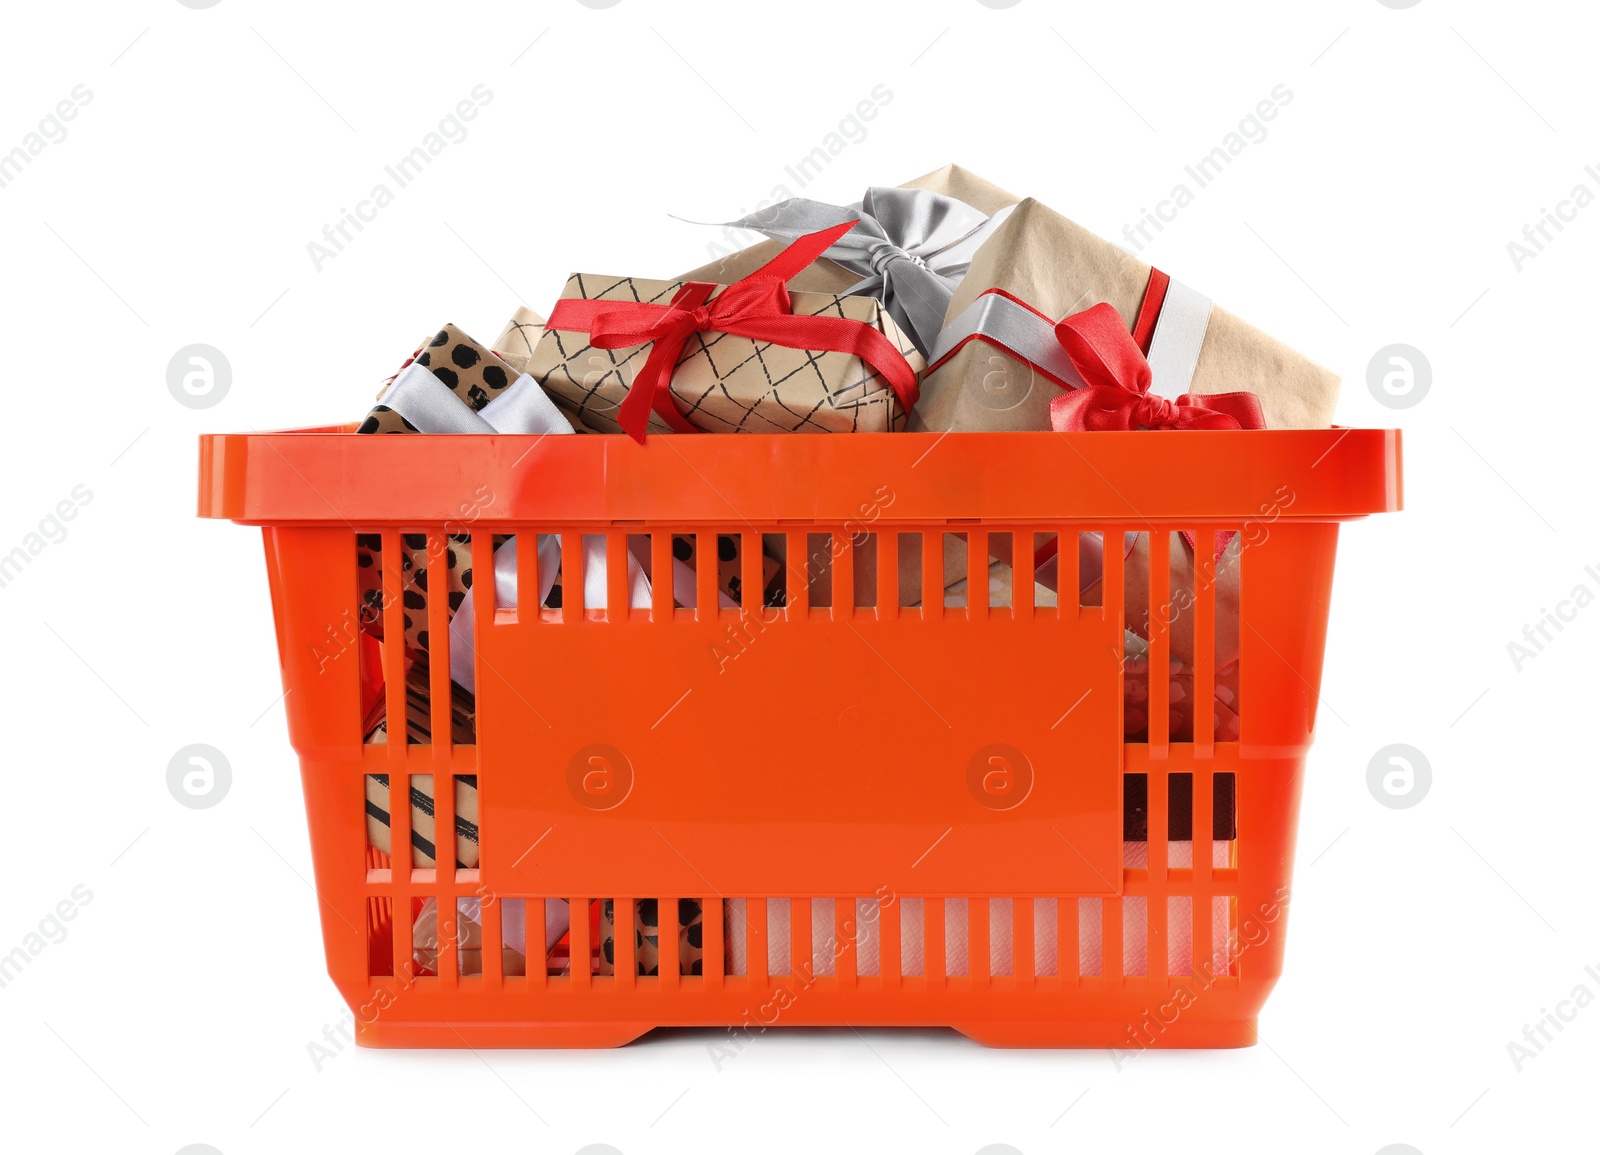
[0,1,1593,1152]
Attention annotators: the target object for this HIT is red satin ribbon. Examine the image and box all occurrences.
[1051,385,1265,433]
[546,220,920,443]
[1044,301,1265,433]
[1028,301,1264,569]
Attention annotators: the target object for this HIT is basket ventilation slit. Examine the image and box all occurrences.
[1034,897,1057,978]
[1077,898,1102,977]
[1216,532,1241,741]
[877,895,900,979]
[651,533,676,621]
[1030,531,1058,613]
[1075,531,1099,608]
[806,534,833,609]
[830,531,854,620]
[856,897,881,977]
[943,533,968,609]
[1147,531,1170,749]
[605,531,630,621]
[852,531,877,610]
[740,530,765,619]
[897,532,921,610]
[760,535,787,608]
[789,897,811,982]
[833,898,856,982]
[716,533,742,609]
[990,531,1014,612]
[1123,897,1148,978]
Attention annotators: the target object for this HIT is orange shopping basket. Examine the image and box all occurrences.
[199,426,1401,1048]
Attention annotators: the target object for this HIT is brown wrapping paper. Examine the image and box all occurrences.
[529,275,922,436]
[597,898,703,976]
[364,771,480,869]
[910,197,1340,434]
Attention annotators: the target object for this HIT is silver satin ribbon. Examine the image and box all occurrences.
[929,284,1215,399]
[929,294,1088,390]
[710,187,1016,358]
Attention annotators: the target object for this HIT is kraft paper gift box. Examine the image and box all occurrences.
[359,331,659,672]
[527,224,924,438]
[490,305,547,378]
[911,197,1340,433]
[911,197,1338,661]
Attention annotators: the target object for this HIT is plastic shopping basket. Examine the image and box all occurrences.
[198,426,1400,1048]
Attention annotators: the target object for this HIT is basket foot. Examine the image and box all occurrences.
[356,1019,654,1049]
[953,1017,1258,1049]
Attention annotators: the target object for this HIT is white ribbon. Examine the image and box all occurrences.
[1143,279,1213,399]
[708,187,1015,358]
[378,365,668,694]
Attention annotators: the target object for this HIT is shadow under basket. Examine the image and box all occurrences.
[199,426,1400,1048]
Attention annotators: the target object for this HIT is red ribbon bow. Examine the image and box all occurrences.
[1046,303,1265,432]
[1035,302,1265,566]
[546,220,920,443]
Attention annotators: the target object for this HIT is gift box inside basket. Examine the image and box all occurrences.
[199,166,1401,1048]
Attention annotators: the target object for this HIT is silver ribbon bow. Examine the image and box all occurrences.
[715,187,1015,358]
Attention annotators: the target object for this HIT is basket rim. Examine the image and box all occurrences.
[197,425,1402,525]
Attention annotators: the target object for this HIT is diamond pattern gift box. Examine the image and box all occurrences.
[527,270,923,437]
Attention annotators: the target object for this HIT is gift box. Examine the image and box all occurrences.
[360,322,521,431]
[364,772,480,870]
[359,340,659,667]
[907,199,1331,663]
[912,197,1339,434]
[529,223,923,440]
[490,306,547,378]
[362,657,477,746]
[597,898,703,977]
[356,324,520,654]
[363,660,482,870]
